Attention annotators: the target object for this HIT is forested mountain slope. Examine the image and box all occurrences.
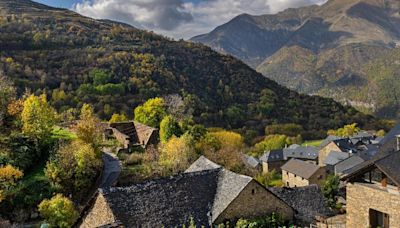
[0,0,380,138]
[191,0,400,118]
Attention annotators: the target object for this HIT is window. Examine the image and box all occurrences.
[294,174,297,178]
[251,189,255,194]
[369,209,389,228]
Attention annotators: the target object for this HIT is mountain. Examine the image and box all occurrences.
[0,0,380,138]
[191,0,400,118]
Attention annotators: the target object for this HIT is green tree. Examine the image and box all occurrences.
[38,194,79,228]
[45,140,102,197]
[90,69,111,86]
[322,175,340,208]
[75,104,103,150]
[109,113,128,123]
[21,94,57,140]
[134,97,166,128]
[265,123,304,137]
[0,73,16,127]
[160,115,182,143]
[251,135,288,157]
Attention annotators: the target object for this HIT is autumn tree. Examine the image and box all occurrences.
[45,140,102,197]
[134,97,166,128]
[160,115,182,143]
[21,94,57,140]
[327,123,360,137]
[75,104,103,150]
[38,194,79,228]
[159,133,196,173]
[200,131,245,172]
[0,164,23,202]
[109,113,128,123]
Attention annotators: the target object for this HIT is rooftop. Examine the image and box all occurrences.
[281,159,321,179]
[269,185,334,224]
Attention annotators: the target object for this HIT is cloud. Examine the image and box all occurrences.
[74,0,328,39]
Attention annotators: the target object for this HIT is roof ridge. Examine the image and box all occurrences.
[101,168,222,194]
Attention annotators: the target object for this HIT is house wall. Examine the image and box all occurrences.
[318,142,341,166]
[112,129,131,149]
[262,161,286,174]
[80,193,117,228]
[282,170,309,187]
[308,168,327,186]
[346,183,400,227]
[282,168,326,188]
[214,180,294,224]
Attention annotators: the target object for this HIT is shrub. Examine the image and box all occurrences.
[38,194,78,228]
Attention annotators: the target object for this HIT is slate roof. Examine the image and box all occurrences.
[284,146,319,160]
[320,135,343,148]
[243,154,261,168]
[185,156,253,222]
[281,159,320,179]
[324,151,350,166]
[108,121,157,146]
[259,149,285,162]
[331,139,357,152]
[99,169,219,227]
[378,122,400,152]
[260,146,318,163]
[342,150,400,187]
[335,155,365,175]
[269,185,334,224]
[375,151,400,186]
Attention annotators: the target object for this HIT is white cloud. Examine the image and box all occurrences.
[74,0,328,39]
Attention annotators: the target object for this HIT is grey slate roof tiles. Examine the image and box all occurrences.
[100,169,220,227]
[324,151,350,166]
[335,155,365,175]
[269,185,334,224]
[281,159,320,179]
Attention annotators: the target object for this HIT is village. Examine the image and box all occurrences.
[75,120,400,227]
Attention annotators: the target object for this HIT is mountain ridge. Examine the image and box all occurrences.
[191,0,400,118]
[0,0,381,138]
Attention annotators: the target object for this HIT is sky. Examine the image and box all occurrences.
[35,0,328,39]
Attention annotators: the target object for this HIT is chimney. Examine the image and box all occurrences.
[397,135,400,151]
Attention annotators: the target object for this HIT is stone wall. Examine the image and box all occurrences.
[262,161,286,174]
[318,142,341,166]
[282,168,326,188]
[346,183,400,227]
[214,180,294,224]
[80,193,117,228]
[282,170,309,187]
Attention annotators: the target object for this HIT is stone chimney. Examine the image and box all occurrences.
[397,135,400,151]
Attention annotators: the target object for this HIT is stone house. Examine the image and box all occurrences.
[281,159,326,188]
[260,146,319,173]
[342,150,400,228]
[80,156,295,227]
[104,121,158,151]
[269,185,334,226]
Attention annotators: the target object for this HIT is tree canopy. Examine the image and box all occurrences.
[38,194,79,228]
[134,98,166,128]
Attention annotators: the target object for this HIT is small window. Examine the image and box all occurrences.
[294,174,297,178]
[251,189,255,195]
[370,209,389,228]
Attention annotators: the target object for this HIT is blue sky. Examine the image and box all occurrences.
[33,0,327,39]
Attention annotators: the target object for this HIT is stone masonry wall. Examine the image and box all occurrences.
[214,180,294,224]
[80,193,117,228]
[347,183,400,227]
[282,170,309,187]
